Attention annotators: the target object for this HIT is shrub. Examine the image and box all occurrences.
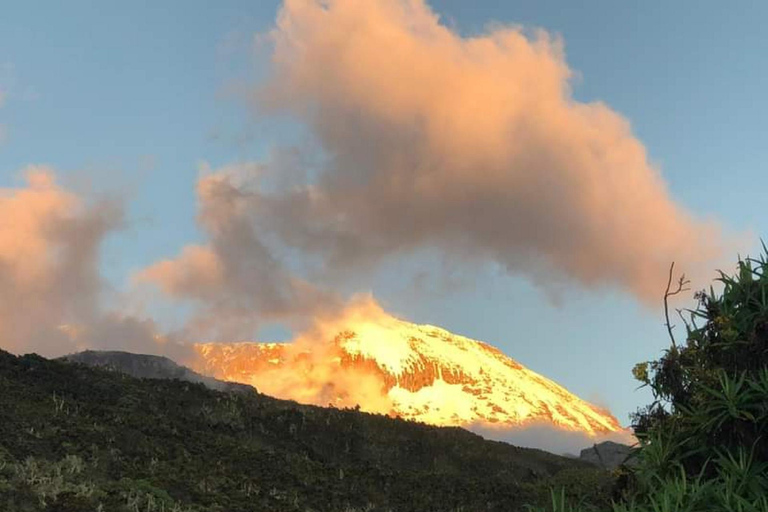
[631,250,768,477]
[534,248,768,511]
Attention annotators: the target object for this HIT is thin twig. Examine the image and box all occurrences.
[664,262,691,347]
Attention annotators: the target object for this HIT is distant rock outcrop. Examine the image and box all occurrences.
[579,441,637,470]
[61,350,254,393]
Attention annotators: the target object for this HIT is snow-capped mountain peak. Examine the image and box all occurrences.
[193,315,622,436]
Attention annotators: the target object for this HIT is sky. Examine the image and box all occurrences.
[1,1,766,428]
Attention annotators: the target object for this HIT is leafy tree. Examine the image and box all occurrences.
[623,248,768,509]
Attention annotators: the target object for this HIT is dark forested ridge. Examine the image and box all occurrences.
[0,349,612,511]
[60,350,254,394]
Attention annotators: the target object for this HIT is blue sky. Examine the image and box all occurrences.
[1,1,766,425]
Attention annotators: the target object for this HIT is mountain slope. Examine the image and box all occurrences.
[0,349,613,511]
[194,318,623,436]
[62,349,253,393]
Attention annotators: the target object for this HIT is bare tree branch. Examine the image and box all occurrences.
[664,262,691,347]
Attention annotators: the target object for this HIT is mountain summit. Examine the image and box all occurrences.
[193,317,623,437]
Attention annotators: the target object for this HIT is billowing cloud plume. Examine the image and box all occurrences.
[0,168,114,355]
[0,168,183,359]
[137,164,342,341]
[245,0,741,303]
[192,294,395,413]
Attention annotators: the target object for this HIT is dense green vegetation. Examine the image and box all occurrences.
[532,249,768,511]
[0,348,609,511]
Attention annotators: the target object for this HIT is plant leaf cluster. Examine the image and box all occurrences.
[529,249,768,512]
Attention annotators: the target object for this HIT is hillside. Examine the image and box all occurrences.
[0,349,613,511]
[61,350,254,393]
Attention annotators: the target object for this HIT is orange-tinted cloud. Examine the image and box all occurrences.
[0,168,184,359]
[136,165,342,341]
[0,168,115,355]
[194,296,396,413]
[247,0,743,303]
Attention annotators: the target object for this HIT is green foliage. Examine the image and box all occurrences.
[630,250,768,481]
[531,248,768,512]
[622,250,768,510]
[524,466,616,511]
[0,348,601,511]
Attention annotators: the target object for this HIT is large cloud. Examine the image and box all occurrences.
[246,0,739,302]
[137,164,342,341]
[0,168,183,359]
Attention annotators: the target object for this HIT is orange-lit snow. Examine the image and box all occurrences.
[192,304,623,437]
